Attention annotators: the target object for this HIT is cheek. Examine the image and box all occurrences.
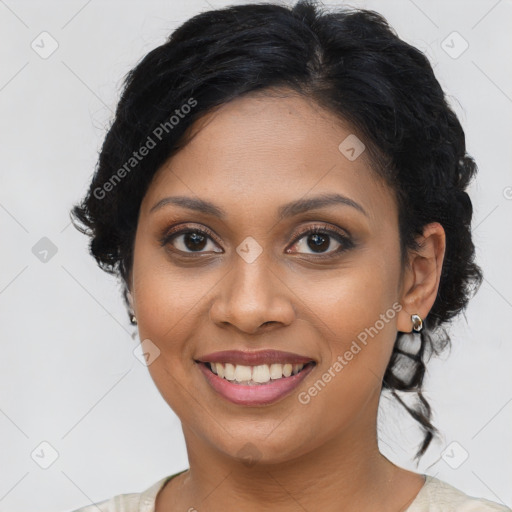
[297,290,399,441]
[292,258,401,409]
[131,254,207,413]
[134,269,200,342]
[131,235,214,342]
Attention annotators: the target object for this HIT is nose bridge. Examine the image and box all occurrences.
[209,242,295,332]
[231,248,274,306]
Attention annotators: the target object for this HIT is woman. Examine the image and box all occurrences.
[69,0,510,510]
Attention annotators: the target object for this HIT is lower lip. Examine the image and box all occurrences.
[197,362,315,406]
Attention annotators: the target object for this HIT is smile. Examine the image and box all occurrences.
[205,361,314,385]
[195,350,316,406]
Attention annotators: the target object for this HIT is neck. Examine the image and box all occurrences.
[160,395,424,512]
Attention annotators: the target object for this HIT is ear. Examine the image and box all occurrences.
[397,222,446,333]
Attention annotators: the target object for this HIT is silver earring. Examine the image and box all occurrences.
[411,314,423,332]
[130,313,137,325]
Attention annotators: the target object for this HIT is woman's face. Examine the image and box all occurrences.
[131,91,422,465]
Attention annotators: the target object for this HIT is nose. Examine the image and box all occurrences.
[209,255,295,334]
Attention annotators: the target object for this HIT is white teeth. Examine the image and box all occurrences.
[252,364,270,383]
[207,362,306,384]
[269,363,283,380]
[224,363,235,380]
[234,364,252,382]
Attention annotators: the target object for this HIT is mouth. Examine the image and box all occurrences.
[201,360,316,385]
[194,350,317,406]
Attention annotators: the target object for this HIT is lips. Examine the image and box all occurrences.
[194,349,316,406]
[196,349,315,366]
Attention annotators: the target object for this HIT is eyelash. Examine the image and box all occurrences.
[158,223,354,259]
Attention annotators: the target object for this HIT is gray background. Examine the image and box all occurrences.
[0,0,511,510]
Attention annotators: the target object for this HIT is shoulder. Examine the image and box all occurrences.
[67,474,174,512]
[407,475,512,512]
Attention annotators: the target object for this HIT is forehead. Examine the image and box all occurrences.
[142,90,397,230]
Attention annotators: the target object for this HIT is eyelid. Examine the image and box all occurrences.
[287,222,351,246]
[285,223,353,256]
[159,221,354,256]
[158,223,222,249]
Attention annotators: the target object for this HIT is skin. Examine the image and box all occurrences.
[129,89,446,511]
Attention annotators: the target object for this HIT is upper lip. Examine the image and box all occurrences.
[195,350,315,366]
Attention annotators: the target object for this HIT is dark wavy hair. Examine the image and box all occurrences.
[71,0,483,462]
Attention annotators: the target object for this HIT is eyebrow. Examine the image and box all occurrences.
[149,193,368,219]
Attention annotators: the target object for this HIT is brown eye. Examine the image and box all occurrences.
[286,225,354,257]
[159,226,223,254]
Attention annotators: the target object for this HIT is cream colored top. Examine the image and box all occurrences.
[69,472,511,512]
